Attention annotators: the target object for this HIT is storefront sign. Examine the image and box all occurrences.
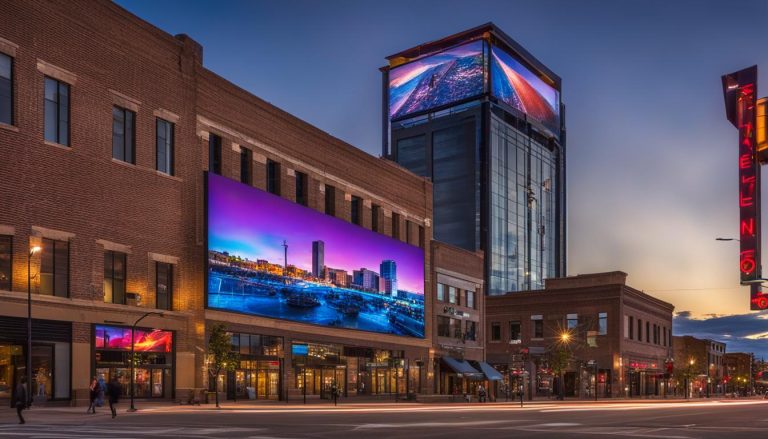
[722,66,762,292]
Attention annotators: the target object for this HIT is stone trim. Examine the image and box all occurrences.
[0,225,15,236]
[108,89,141,112]
[96,239,132,254]
[253,152,266,164]
[37,59,78,85]
[231,142,241,153]
[148,252,179,265]
[0,36,18,57]
[286,168,295,177]
[344,192,352,202]
[153,108,180,123]
[31,226,75,241]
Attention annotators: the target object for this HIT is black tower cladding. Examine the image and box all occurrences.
[381,23,566,295]
[312,240,324,278]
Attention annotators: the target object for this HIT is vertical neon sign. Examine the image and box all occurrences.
[722,66,763,309]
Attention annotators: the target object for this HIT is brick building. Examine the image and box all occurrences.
[0,0,445,405]
[673,336,726,397]
[723,352,754,395]
[486,272,674,399]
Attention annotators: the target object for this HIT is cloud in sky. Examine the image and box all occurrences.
[674,311,768,359]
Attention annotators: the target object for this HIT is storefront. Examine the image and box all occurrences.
[1,317,71,406]
[292,342,347,399]
[225,332,283,400]
[438,356,484,396]
[93,324,174,399]
[625,359,661,397]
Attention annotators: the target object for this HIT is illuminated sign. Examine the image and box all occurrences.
[94,325,173,353]
[491,45,561,135]
[206,173,426,338]
[722,66,762,306]
[388,40,485,121]
[758,98,768,163]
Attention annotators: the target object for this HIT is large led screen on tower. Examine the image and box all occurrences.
[491,45,561,135]
[206,173,425,338]
[389,40,484,120]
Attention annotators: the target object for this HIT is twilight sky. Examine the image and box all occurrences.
[117,0,768,356]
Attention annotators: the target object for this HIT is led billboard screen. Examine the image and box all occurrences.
[389,40,484,120]
[94,325,173,353]
[491,45,560,135]
[206,173,425,338]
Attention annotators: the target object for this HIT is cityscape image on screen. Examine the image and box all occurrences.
[206,173,426,338]
[490,45,561,135]
[389,40,484,120]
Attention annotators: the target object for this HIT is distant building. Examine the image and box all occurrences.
[353,268,380,292]
[380,260,398,297]
[328,269,350,288]
[312,241,324,278]
[672,336,726,397]
[723,352,754,395]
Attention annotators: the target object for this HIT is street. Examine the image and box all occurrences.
[1,399,767,438]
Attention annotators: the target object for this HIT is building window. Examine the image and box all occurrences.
[598,312,608,335]
[240,147,253,185]
[533,318,544,339]
[351,195,362,225]
[156,262,173,310]
[295,171,308,206]
[448,286,457,304]
[112,107,135,164]
[392,213,401,240]
[0,235,10,290]
[450,318,462,338]
[44,77,70,146]
[40,238,68,297]
[438,316,450,337]
[405,219,412,244]
[566,313,578,330]
[324,184,336,216]
[436,283,445,302]
[491,322,501,341]
[663,326,667,346]
[466,290,475,309]
[209,133,222,175]
[629,316,634,339]
[371,204,381,232]
[637,319,642,342]
[646,321,650,343]
[103,251,126,304]
[510,321,521,341]
[418,225,425,249]
[465,321,477,341]
[267,159,280,195]
[156,118,174,175]
[0,53,12,125]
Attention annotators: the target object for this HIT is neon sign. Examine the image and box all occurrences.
[722,66,762,309]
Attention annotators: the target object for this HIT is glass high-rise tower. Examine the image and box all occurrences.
[382,23,566,295]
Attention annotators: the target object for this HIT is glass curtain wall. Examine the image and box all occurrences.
[489,115,557,294]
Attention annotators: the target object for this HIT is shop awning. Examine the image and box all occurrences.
[441,356,484,379]
[475,361,505,381]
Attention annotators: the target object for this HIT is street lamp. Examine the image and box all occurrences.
[557,331,571,401]
[128,311,164,412]
[27,245,41,408]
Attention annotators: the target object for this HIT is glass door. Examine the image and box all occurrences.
[151,369,163,397]
[257,370,267,398]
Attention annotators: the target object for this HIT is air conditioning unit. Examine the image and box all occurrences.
[126,292,142,307]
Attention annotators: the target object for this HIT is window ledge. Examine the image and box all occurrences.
[44,140,71,150]
[0,122,19,132]
[109,158,183,183]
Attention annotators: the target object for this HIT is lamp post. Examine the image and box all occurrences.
[128,311,164,412]
[27,245,41,408]
[558,331,571,401]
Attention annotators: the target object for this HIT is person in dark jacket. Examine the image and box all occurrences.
[87,376,98,414]
[106,375,122,419]
[14,376,27,424]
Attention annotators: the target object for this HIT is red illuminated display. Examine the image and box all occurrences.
[723,66,762,310]
[94,325,173,353]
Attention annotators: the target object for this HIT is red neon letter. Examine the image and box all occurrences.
[742,218,755,235]
[740,192,754,207]
[741,250,756,274]
[740,154,753,169]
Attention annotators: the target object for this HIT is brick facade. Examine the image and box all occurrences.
[0,0,434,404]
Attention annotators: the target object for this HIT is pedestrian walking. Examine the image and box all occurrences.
[14,376,27,425]
[96,375,106,407]
[478,385,487,403]
[87,376,98,414]
[106,375,122,418]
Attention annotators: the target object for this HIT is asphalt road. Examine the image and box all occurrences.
[2,399,768,438]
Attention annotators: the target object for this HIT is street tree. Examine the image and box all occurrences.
[207,323,239,408]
